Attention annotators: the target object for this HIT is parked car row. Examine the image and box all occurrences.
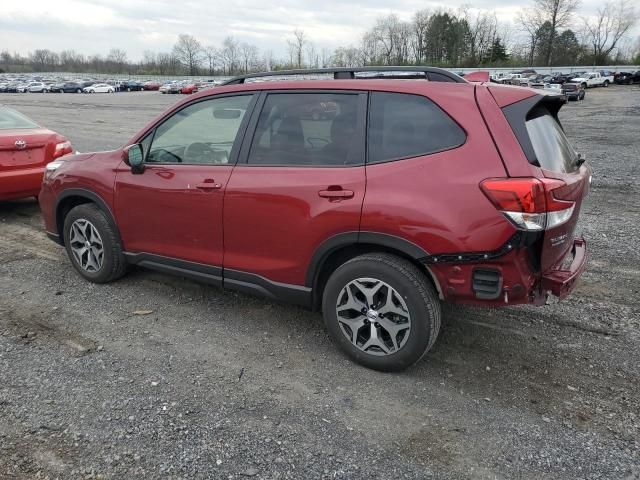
[158,80,218,94]
[0,75,175,94]
[490,69,617,88]
[482,68,640,104]
[0,75,222,95]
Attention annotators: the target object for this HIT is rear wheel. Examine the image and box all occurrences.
[322,253,441,372]
[76,88,82,93]
[63,204,127,284]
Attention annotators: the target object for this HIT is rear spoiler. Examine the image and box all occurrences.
[464,71,491,83]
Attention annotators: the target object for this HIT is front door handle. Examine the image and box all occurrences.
[318,188,354,199]
[195,179,222,190]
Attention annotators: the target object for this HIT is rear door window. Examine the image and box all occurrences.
[246,93,364,166]
[367,92,466,164]
[525,107,579,173]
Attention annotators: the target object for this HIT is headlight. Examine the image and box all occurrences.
[44,160,65,181]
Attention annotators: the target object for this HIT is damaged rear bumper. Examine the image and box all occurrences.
[541,238,587,299]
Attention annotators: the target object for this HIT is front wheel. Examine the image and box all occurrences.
[603,80,609,87]
[322,253,441,372]
[63,204,127,283]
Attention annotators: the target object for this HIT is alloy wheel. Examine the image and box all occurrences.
[69,219,104,272]
[335,278,411,356]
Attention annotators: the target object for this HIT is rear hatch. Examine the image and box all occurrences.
[485,88,590,273]
[523,103,590,271]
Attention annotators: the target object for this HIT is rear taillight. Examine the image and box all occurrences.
[53,140,73,159]
[480,178,575,231]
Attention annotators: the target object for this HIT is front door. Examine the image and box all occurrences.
[223,91,367,287]
[114,94,256,267]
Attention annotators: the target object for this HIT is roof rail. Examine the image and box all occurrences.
[220,66,466,85]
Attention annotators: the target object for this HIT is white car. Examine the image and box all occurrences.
[27,82,48,93]
[16,82,36,93]
[83,83,115,93]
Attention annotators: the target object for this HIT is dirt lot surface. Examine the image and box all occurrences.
[1,87,639,479]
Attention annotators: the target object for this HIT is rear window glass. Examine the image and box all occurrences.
[525,107,578,173]
[368,92,465,164]
[0,108,38,129]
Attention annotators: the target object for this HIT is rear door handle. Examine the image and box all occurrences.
[195,180,222,190]
[318,189,354,199]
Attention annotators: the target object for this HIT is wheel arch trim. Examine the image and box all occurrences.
[54,188,121,247]
[305,231,444,300]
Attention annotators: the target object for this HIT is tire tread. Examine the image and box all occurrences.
[63,204,127,283]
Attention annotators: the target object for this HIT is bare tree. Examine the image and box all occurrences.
[263,49,274,71]
[529,0,581,66]
[517,8,545,65]
[203,46,218,75]
[320,48,331,68]
[157,52,180,75]
[31,49,58,71]
[291,29,307,67]
[107,48,127,73]
[172,34,203,75]
[464,9,499,66]
[583,0,637,64]
[240,43,259,73]
[306,43,318,68]
[221,37,240,75]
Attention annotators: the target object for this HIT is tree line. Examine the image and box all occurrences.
[1,0,638,76]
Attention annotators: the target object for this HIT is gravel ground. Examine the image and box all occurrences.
[1,87,639,480]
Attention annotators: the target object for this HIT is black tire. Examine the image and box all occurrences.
[63,204,127,284]
[603,80,609,87]
[322,253,441,372]
[76,88,82,93]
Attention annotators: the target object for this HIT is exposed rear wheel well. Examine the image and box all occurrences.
[311,243,442,311]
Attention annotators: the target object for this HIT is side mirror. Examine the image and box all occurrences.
[124,144,144,174]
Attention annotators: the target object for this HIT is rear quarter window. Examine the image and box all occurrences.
[367,92,466,164]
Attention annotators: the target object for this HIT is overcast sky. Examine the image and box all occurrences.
[0,0,633,60]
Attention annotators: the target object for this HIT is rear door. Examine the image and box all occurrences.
[223,90,367,287]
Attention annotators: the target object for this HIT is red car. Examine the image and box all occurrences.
[1,107,73,201]
[143,81,161,91]
[181,83,198,94]
[38,67,590,371]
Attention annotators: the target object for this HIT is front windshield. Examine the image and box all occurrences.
[0,107,38,129]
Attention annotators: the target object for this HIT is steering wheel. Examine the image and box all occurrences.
[152,148,182,163]
[184,142,228,164]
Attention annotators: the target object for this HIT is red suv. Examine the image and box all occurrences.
[39,67,590,371]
